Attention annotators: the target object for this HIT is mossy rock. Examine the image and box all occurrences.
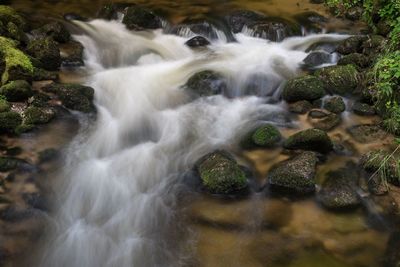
[24,106,55,125]
[347,124,387,144]
[196,150,248,194]
[45,83,95,113]
[307,109,341,131]
[268,151,318,194]
[27,37,61,71]
[0,96,10,112]
[362,35,386,56]
[0,80,32,101]
[245,18,301,42]
[60,40,84,67]
[32,67,58,81]
[225,10,267,33]
[337,53,370,69]
[0,37,33,84]
[0,156,26,171]
[315,65,359,95]
[122,6,162,30]
[0,5,27,31]
[0,111,22,133]
[352,102,375,116]
[323,96,345,114]
[283,128,333,153]
[6,21,28,44]
[185,70,227,97]
[288,100,313,114]
[336,36,366,55]
[31,22,71,43]
[242,124,281,148]
[317,165,360,210]
[282,75,325,102]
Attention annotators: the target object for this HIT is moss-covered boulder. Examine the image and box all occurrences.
[362,35,386,56]
[24,106,55,125]
[336,36,367,55]
[317,165,360,210]
[268,151,318,194]
[6,21,28,44]
[0,80,32,101]
[283,128,333,153]
[282,75,325,102]
[352,102,375,116]
[0,37,33,84]
[196,150,248,194]
[31,22,71,43]
[242,124,281,148]
[323,96,345,114]
[307,109,341,131]
[32,67,58,81]
[45,83,95,113]
[288,100,312,114]
[337,53,370,69]
[0,96,10,112]
[27,37,61,71]
[0,5,26,31]
[185,70,227,97]
[0,111,22,133]
[122,6,162,30]
[315,65,359,95]
[0,156,26,171]
[347,124,388,144]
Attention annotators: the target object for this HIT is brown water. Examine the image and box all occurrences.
[2,1,396,267]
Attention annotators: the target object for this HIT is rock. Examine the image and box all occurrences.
[38,148,60,163]
[360,150,399,186]
[60,40,84,67]
[63,13,87,21]
[0,5,27,31]
[308,109,341,131]
[324,96,345,114]
[122,6,162,30]
[31,21,71,43]
[352,102,375,116]
[0,80,32,101]
[282,75,325,102]
[44,83,95,113]
[184,70,227,97]
[336,36,367,55]
[24,106,55,125]
[337,53,370,69]
[245,18,301,42]
[293,11,327,33]
[0,96,10,112]
[225,10,266,33]
[362,35,386,56]
[383,231,400,267]
[28,93,51,107]
[32,67,58,81]
[345,6,364,21]
[242,124,281,148]
[0,156,26,171]
[283,128,333,153]
[302,51,331,68]
[27,37,61,71]
[0,111,22,133]
[97,3,121,20]
[0,37,34,84]
[347,124,387,144]
[315,65,359,95]
[196,150,248,194]
[288,100,313,114]
[376,20,391,36]
[185,36,210,48]
[6,21,28,44]
[317,164,360,209]
[268,151,318,194]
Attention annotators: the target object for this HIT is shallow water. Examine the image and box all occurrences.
[2,1,396,267]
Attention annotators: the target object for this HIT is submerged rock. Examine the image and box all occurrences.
[184,70,227,97]
[315,65,359,95]
[352,102,375,116]
[0,80,32,101]
[307,109,341,131]
[44,83,95,113]
[245,18,301,42]
[0,156,26,171]
[268,151,318,194]
[323,96,346,114]
[283,128,333,153]
[303,51,331,68]
[288,100,313,114]
[122,6,162,30]
[347,124,387,144]
[196,150,248,194]
[0,111,22,133]
[27,37,61,71]
[317,165,360,210]
[282,75,325,103]
[185,36,210,48]
[242,124,281,148]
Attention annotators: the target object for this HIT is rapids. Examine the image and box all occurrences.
[38,19,349,267]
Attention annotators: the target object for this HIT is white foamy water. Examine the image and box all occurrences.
[40,19,348,267]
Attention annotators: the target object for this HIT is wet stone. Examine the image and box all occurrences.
[347,124,388,144]
[352,102,375,116]
[288,100,313,114]
[185,36,210,48]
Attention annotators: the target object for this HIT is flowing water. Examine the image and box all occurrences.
[4,1,397,267]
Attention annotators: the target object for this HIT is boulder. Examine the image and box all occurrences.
[315,65,359,95]
[317,165,360,209]
[307,109,341,131]
[323,96,346,114]
[60,40,84,67]
[122,6,162,30]
[184,70,226,97]
[268,151,318,194]
[362,35,386,56]
[225,10,266,33]
[0,80,32,101]
[288,100,313,114]
[0,111,22,133]
[336,36,367,55]
[31,21,71,43]
[44,83,95,113]
[0,5,26,31]
[0,96,10,112]
[0,156,27,171]
[282,75,325,102]
[347,124,387,144]
[245,18,301,42]
[283,128,333,153]
[23,106,55,125]
[196,150,248,194]
[5,21,28,44]
[185,36,210,48]
[302,51,331,68]
[242,124,281,148]
[27,37,61,71]
[337,53,370,69]
[352,102,375,116]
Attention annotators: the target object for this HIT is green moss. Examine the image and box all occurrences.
[282,75,325,102]
[0,95,10,112]
[315,65,359,95]
[0,5,26,30]
[251,124,281,146]
[24,106,55,125]
[0,111,22,133]
[0,36,33,84]
[0,80,32,101]
[283,128,333,153]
